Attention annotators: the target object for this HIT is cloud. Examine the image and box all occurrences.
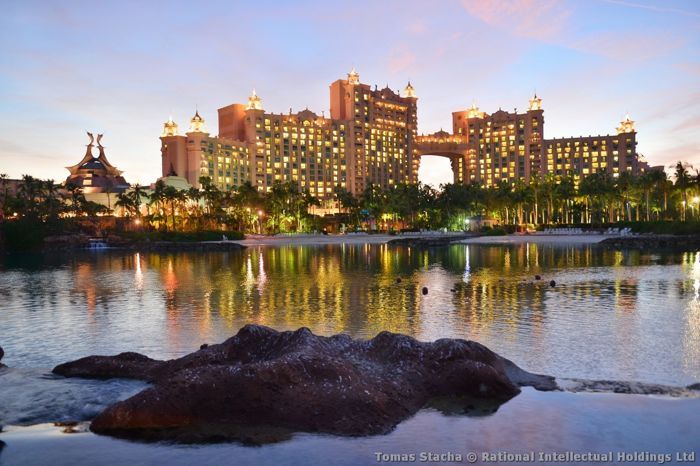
[673,115,700,133]
[461,0,687,62]
[461,0,571,41]
[387,47,417,74]
[602,0,700,19]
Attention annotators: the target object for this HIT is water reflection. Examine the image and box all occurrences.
[0,243,699,386]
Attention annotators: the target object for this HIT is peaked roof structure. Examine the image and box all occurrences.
[65,132,129,193]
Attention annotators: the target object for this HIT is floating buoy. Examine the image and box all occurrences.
[549,280,556,287]
[535,275,541,280]
[422,287,429,295]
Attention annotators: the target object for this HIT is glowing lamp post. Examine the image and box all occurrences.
[682,200,687,221]
[257,210,264,234]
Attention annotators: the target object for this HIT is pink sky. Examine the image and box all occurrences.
[0,0,698,187]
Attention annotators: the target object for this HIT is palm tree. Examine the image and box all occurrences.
[616,171,635,222]
[115,191,136,218]
[554,174,575,224]
[149,180,167,229]
[64,182,86,217]
[529,175,541,224]
[673,161,692,220]
[494,181,512,224]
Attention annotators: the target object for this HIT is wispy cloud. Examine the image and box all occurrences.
[461,0,571,41]
[602,0,700,18]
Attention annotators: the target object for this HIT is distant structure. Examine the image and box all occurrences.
[65,133,129,194]
[161,69,417,206]
[418,100,647,186]
[160,70,649,204]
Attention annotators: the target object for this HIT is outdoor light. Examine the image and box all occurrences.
[693,197,699,204]
[134,218,141,225]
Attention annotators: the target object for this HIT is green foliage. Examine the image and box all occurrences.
[1,218,47,251]
[483,227,506,236]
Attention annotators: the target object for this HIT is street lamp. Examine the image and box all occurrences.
[682,200,687,221]
[257,210,264,234]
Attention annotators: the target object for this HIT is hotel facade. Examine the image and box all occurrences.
[160,69,649,201]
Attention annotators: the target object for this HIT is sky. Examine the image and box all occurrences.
[0,0,698,187]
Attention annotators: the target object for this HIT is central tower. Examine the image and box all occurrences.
[330,69,418,194]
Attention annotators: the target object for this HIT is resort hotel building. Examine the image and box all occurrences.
[160,69,650,203]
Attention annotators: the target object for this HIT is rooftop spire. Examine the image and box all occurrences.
[347,67,360,85]
[467,101,484,119]
[403,81,416,98]
[246,88,263,110]
[162,115,179,137]
[529,92,542,111]
[617,114,635,134]
[188,110,206,133]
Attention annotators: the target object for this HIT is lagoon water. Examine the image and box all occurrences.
[1,243,699,464]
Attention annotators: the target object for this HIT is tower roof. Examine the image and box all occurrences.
[467,102,485,119]
[403,81,416,98]
[347,67,360,85]
[617,114,635,134]
[162,115,179,137]
[65,132,129,192]
[189,110,207,132]
[528,92,542,111]
[246,88,263,110]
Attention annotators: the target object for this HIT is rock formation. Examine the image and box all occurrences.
[53,325,555,442]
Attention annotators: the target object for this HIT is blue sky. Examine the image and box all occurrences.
[0,0,698,187]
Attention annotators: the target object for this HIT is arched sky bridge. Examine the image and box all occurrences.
[414,130,472,184]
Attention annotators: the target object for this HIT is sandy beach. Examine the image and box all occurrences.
[458,234,607,245]
[233,233,608,247]
[234,233,469,247]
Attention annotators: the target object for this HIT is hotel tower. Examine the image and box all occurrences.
[160,69,649,203]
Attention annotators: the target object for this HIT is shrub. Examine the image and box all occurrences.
[484,227,506,236]
[1,219,47,251]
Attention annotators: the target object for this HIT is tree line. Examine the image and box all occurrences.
[2,161,700,238]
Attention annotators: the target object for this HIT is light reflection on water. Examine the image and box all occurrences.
[1,243,699,388]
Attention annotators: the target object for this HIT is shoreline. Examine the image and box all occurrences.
[9,232,700,254]
[232,232,472,247]
[458,234,606,245]
[1,388,698,466]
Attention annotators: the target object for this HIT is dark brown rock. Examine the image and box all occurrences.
[52,325,554,442]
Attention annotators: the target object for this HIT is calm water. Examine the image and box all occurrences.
[1,243,699,464]
[2,244,699,384]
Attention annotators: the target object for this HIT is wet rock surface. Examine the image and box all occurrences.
[557,379,699,397]
[0,346,5,369]
[52,325,554,442]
